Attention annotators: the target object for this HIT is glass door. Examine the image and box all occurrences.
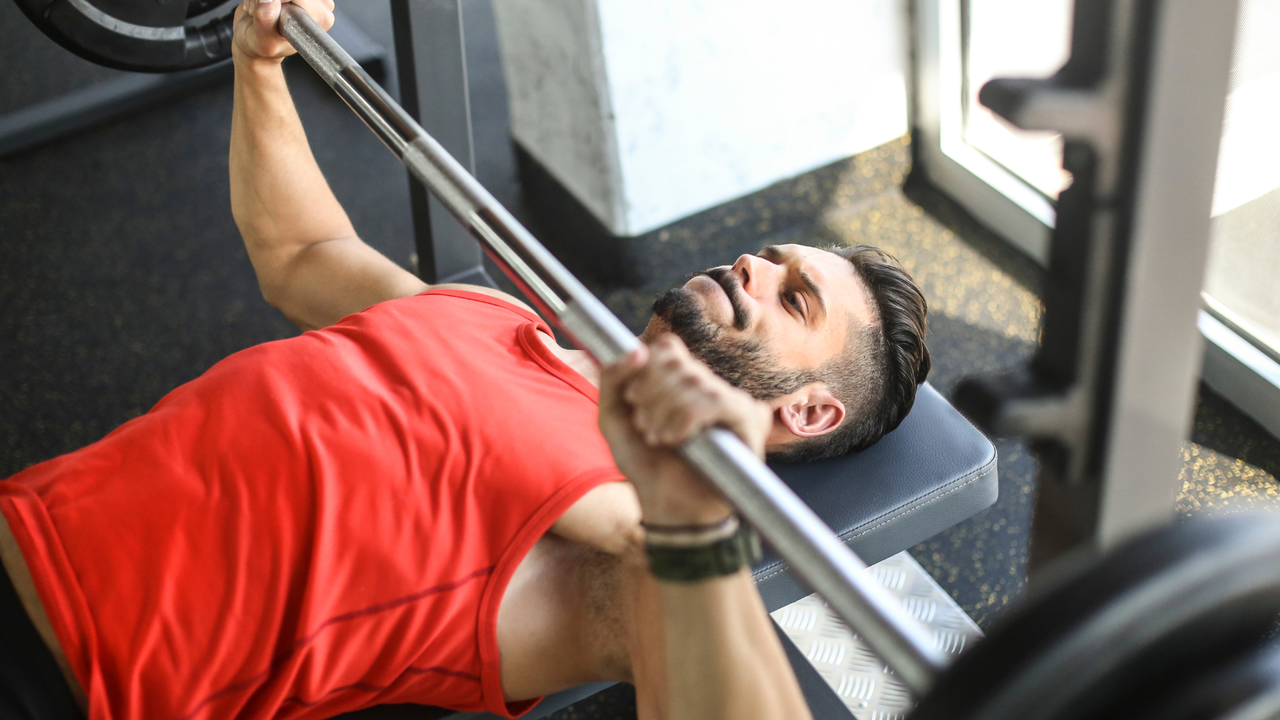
[1198,0,1280,435]
[913,0,1072,263]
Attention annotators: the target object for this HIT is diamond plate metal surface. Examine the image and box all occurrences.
[770,551,983,718]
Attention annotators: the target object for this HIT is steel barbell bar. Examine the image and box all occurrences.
[277,3,949,695]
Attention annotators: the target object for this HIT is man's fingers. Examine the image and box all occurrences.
[234,0,334,62]
[234,0,291,61]
[621,337,725,446]
[648,381,721,446]
[721,396,772,458]
[638,370,706,442]
[624,361,689,417]
[622,335,690,406]
[255,0,280,25]
[598,346,648,417]
[616,333,771,455]
[291,0,336,30]
[605,344,697,447]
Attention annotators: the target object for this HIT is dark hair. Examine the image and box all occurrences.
[770,245,930,463]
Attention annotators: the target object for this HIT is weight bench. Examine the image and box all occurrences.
[342,381,998,720]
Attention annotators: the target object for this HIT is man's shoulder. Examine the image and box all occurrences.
[429,283,537,316]
[352,284,544,334]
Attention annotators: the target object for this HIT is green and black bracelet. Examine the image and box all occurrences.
[644,516,763,583]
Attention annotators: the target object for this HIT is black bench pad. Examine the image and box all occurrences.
[754,381,998,611]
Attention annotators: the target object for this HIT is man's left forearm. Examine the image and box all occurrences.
[230,49,355,302]
[649,569,811,720]
[228,0,430,332]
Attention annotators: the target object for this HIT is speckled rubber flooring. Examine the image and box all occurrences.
[2,2,1278,720]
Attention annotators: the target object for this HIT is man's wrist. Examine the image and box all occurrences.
[636,473,735,526]
[645,518,762,583]
[232,45,287,75]
[644,514,741,547]
[640,497,735,526]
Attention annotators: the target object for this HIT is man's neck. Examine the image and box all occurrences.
[536,332,602,387]
[540,333,803,455]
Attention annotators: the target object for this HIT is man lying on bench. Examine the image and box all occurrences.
[0,1,931,719]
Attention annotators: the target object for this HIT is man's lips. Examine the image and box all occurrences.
[700,267,750,330]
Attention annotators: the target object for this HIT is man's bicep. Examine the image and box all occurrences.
[550,482,643,556]
[266,235,428,331]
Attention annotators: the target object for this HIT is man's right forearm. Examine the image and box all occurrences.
[654,570,812,720]
[229,52,356,303]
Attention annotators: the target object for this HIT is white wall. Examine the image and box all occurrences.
[493,0,909,236]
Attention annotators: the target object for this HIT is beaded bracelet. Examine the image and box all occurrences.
[644,517,762,583]
[643,514,740,548]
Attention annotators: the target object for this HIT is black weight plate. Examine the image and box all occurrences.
[187,0,228,17]
[1127,641,1280,720]
[11,0,238,72]
[911,514,1280,720]
[1056,591,1280,720]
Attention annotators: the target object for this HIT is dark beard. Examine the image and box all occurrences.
[651,284,814,401]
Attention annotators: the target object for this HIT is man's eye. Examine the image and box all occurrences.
[786,291,804,315]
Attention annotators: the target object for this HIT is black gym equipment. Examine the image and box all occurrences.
[10,0,238,72]
[0,6,385,159]
[910,515,1280,720]
[951,0,1240,571]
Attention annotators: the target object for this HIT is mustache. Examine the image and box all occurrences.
[699,267,750,331]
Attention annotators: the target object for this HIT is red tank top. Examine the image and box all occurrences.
[0,289,622,720]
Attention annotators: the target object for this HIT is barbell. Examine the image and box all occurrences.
[14,2,1280,718]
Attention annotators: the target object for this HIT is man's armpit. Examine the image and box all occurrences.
[550,481,644,557]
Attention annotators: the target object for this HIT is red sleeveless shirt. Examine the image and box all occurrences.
[0,289,622,720]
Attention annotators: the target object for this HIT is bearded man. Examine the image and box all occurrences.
[0,1,929,719]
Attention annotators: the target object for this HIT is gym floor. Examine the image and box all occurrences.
[2,2,1278,719]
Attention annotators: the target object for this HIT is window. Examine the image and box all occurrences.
[1199,0,1280,435]
[913,0,1066,263]
[961,0,1073,200]
[1203,0,1280,364]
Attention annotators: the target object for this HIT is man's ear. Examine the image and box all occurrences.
[771,383,845,439]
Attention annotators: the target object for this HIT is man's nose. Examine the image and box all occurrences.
[732,254,783,299]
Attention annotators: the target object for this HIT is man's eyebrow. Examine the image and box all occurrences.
[761,246,828,321]
[798,268,827,320]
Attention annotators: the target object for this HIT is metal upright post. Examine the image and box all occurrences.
[390,0,494,286]
[1086,0,1239,551]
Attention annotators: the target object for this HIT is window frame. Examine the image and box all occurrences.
[913,0,1054,264]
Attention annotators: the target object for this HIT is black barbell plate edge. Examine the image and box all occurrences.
[1056,591,1280,720]
[908,515,1280,720]
[11,0,236,72]
[1125,641,1280,720]
[183,13,236,70]
[45,0,186,71]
